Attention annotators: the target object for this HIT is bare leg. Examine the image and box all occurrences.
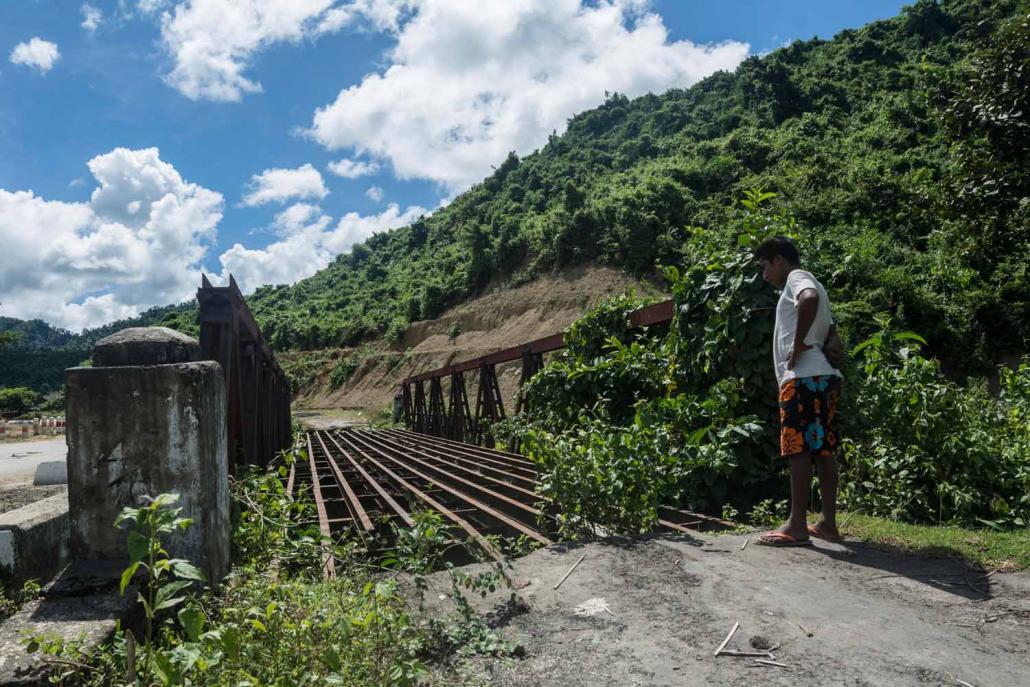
[770,451,811,540]
[814,455,841,539]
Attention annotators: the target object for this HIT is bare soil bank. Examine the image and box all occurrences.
[422,533,1030,686]
[293,264,664,414]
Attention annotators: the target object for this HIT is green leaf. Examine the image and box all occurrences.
[178,604,205,642]
[154,580,193,611]
[119,561,140,595]
[126,531,149,564]
[892,331,927,346]
[169,559,206,582]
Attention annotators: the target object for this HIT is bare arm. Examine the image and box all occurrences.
[788,288,818,371]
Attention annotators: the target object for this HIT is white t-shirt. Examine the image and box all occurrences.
[773,269,842,387]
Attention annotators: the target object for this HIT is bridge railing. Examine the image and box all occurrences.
[400,299,674,447]
[198,275,291,468]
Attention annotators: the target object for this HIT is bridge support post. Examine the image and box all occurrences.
[401,382,413,429]
[447,372,473,441]
[413,380,428,434]
[473,364,506,447]
[427,377,446,436]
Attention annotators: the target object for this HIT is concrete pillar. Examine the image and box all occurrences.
[65,327,230,585]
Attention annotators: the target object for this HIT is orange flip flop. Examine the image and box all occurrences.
[757,531,813,547]
[807,525,843,543]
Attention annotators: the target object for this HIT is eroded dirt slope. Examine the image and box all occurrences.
[293,264,664,414]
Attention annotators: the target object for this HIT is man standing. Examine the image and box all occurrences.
[754,236,844,546]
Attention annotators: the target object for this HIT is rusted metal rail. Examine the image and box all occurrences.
[199,274,291,468]
[291,427,728,572]
[400,299,675,446]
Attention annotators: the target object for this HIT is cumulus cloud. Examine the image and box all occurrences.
[240,163,328,207]
[9,38,60,73]
[0,148,223,330]
[365,185,384,202]
[327,157,380,179]
[81,5,102,32]
[218,202,426,293]
[309,0,749,191]
[158,1,335,101]
[152,0,421,101]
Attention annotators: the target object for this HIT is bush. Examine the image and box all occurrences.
[0,387,40,415]
[507,191,1030,534]
[840,320,1030,527]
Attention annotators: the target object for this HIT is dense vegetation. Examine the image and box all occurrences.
[26,449,516,685]
[2,0,1026,395]
[499,192,1030,536]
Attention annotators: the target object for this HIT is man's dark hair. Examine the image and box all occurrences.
[753,236,800,265]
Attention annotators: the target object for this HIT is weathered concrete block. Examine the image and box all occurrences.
[31,461,66,486]
[0,492,69,587]
[65,361,228,584]
[92,326,200,367]
[0,560,137,686]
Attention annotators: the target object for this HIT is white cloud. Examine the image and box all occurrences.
[81,4,103,32]
[273,202,330,234]
[158,1,336,101]
[327,157,380,179]
[365,185,384,202]
[152,0,421,101]
[240,163,327,207]
[218,202,425,292]
[0,148,223,331]
[309,0,749,192]
[9,38,60,73]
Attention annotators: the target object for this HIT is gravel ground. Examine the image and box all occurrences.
[419,533,1030,686]
[0,485,66,515]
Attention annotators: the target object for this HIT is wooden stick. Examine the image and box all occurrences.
[741,538,749,550]
[754,659,788,668]
[719,649,774,658]
[714,621,740,656]
[798,622,813,637]
[955,680,977,687]
[554,554,586,590]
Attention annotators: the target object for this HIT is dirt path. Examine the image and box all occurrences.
[425,533,1029,686]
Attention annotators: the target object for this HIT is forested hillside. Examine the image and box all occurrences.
[240,0,1027,373]
[2,0,1026,392]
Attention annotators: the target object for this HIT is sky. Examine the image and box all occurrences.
[0,0,909,331]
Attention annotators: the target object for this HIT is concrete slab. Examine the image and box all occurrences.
[31,462,66,487]
[0,492,69,586]
[0,560,136,687]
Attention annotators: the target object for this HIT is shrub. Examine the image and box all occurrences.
[0,386,40,415]
[840,319,1030,526]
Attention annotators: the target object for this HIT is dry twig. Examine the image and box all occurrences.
[714,621,740,656]
[554,555,586,590]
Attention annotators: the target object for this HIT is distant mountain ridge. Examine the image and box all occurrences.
[3,0,1027,393]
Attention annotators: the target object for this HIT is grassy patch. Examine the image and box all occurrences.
[839,512,1030,571]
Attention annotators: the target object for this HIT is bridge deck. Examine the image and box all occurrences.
[293,429,731,564]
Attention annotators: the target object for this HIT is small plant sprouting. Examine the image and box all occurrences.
[115,493,205,677]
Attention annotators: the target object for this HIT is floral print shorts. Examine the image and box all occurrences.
[778,375,841,458]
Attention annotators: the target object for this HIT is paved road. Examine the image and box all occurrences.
[0,438,67,479]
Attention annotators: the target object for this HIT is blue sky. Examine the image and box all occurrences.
[0,0,909,330]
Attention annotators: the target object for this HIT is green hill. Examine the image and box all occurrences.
[242,0,1026,368]
[2,0,1026,393]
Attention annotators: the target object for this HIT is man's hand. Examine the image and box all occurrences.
[824,327,844,368]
